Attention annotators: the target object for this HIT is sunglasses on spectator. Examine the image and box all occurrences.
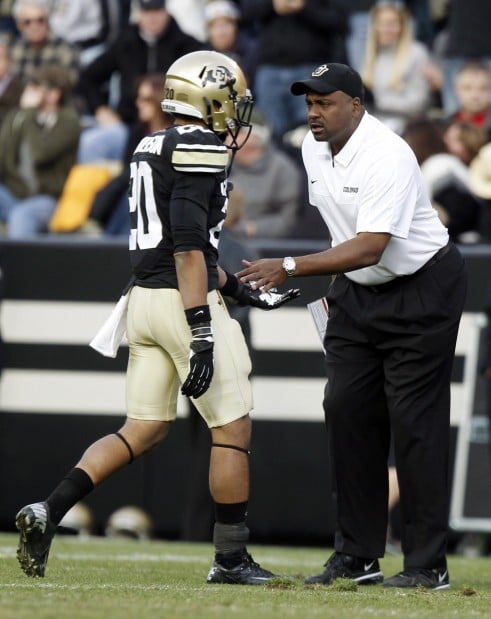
[21,16,48,27]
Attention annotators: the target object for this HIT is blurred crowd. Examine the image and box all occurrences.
[0,0,490,245]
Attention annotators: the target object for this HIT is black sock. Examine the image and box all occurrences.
[214,501,248,524]
[46,467,94,525]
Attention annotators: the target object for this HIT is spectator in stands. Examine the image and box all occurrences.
[0,38,23,125]
[437,0,491,114]
[48,0,123,67]
[347,1,438,74]
[443,120,488,167]
[204,0,257,88]
[165,0,207,42]
[86,72,173,236]
[346,0,377,73]
[361,0,433,134]
[444,62,491,142]
[0,0,17,37]
[240,0,348,144]
[76,0,203,164]
[0,64,80,238]
[9,0,80,86]
[218,185,260,342]
[468,143,491,243]
[403,118,482,243]
[227,107,301,239]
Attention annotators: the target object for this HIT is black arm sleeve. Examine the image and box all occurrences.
[170,172,216,253]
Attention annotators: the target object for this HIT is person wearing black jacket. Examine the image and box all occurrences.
[239,0,348,143]
[440,0,491,114]
[76,0,203,163]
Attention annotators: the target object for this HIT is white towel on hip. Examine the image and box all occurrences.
[90,289,131,358]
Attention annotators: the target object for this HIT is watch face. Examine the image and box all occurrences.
[283,257,296,275]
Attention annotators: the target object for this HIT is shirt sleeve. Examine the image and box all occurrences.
[170,126,229,174]
[356,145,421,239]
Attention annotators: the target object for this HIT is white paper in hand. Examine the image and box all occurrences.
[307,297,329,353]
[90,292,131,358]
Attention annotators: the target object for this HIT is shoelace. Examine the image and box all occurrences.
[244,553,260,568]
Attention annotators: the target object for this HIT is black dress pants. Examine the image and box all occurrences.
[323,244,467,568]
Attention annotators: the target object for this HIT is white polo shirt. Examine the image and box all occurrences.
[302,111,449,285]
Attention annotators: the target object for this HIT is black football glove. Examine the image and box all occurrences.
[220,271,300,310]
[235,282,300,310]
[181,306,214,399]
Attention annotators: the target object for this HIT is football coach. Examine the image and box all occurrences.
[237,62,467,590]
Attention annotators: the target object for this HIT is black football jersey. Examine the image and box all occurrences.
[128,124,229,289]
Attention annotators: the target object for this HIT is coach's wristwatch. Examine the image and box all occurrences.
[282,256,297,277]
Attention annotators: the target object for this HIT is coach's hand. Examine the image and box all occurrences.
[182,306,214,399]
[236,258,286,292]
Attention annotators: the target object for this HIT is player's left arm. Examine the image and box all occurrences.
[175,249,208,310]
[175,248,214,400]
[169,136,216,312]
[170,155,216,398]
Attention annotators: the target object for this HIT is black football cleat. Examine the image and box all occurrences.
[207,552,277,585]
[305,551,383,585]
[384,567,450,590]
[16,502,57,577]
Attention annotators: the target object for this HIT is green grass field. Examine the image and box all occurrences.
[0,532,490,619]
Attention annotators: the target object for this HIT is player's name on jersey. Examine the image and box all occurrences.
[134,135,165,156]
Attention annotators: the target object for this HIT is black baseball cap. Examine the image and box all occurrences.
[138,0,166,9]
[291,63,364,101]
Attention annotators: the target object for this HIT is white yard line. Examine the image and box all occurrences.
[0,545,323,568]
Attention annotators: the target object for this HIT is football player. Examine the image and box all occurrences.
[15,51,299,584]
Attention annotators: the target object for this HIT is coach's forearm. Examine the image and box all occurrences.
[294,232,391,276]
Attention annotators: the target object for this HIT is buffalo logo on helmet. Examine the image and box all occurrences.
[200,65,235,90]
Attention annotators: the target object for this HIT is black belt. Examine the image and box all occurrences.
[365,242,452,293]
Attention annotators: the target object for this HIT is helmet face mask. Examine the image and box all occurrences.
[161,50,254,151]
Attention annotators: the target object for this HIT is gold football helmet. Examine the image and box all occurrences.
[105,506,153,541]
[161,50,253,150]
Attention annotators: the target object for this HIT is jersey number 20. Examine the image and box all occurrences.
[128,160,163,250]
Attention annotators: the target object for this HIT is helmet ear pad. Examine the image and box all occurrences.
[203,96,230,133]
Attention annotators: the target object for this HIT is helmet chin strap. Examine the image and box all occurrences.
[228,123,252,153]
[226,144,237,176]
